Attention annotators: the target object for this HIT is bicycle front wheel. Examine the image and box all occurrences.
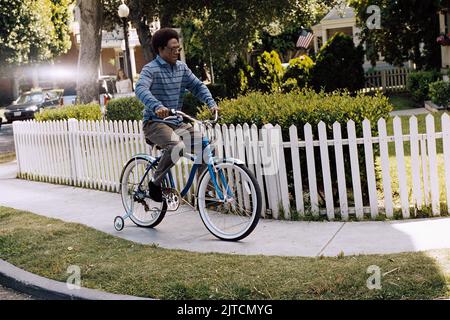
[120,157,167,228]
[197,162,261,241]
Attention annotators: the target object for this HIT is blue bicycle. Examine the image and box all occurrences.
[114,110,261,241]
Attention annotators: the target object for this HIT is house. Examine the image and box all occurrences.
[311,5,411,71]
[438,2,450,71]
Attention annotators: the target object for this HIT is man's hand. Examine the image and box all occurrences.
[210,106,219,114]
[156,107,170,119]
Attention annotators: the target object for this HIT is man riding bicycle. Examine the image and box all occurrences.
[135,28,219,203]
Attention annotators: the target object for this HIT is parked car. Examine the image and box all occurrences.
[3,89,62,123]
[60,76,119,110]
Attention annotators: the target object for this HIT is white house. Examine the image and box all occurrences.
[311,5,410,71]
[438,5,450,71]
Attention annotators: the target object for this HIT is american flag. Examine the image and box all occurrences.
[296,30,313,49]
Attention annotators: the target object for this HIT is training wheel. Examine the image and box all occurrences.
[114,216,125,231]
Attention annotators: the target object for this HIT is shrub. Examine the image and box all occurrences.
[182,83,227,116]
[429,80,450,107]
[282,55,314,92]
[251,50,285,93]
[216,57,251,98]
[105,97,144,121]
[406,70,441,102]
[311,33,365,93]
[35,103,102,121]
[182,92,203,116]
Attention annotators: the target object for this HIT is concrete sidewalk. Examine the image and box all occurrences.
[1,160,450,257]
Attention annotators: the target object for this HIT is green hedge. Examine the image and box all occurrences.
[199,89,392,134]
[105,97,144,121]
[429,80,450,107]
[35,103,102,122]
[406,70,441,102]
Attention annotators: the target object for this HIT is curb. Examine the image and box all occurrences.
[0,259,152,300]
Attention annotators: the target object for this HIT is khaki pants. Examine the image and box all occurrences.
[143,121,204,184]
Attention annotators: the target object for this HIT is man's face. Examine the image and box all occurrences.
[159,38,182,65]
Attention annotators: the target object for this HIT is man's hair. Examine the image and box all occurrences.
[151,28,179,54]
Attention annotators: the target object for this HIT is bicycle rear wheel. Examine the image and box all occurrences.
[197,162,261,241]
[120,157,167,228]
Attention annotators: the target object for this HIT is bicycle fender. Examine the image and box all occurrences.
[214,157,245,166]
[131,153,156,163]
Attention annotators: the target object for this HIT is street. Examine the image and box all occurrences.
[0,123,15,154]
[0,284,33,300]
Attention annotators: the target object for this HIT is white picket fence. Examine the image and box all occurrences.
[363,67,412,93]
[13,113,450,220]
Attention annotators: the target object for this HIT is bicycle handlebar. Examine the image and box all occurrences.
[163,108,219,125]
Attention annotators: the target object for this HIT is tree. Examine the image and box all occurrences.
[311,33,365,93]
[256,0,337,62]
[76,0,104,103]
[0,0,73,66]
[349,0,442,70]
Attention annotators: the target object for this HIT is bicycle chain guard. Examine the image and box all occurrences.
[162,188,181,211]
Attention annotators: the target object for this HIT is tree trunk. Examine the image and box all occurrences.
[159,10,171,28]
[129,0,155,63]
[76,0,103,104]
[135,16,154,63]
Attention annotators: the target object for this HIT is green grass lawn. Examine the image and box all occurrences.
[0,206,449,300]
[388,94,420,111]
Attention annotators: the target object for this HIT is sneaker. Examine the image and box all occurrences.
[148,180,163,202]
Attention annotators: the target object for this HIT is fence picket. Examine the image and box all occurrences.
[62,120,70,183]
[426,114,440,215]
[243,123,255,175]
[55,121,65,183]
[318,121,334,220]
[333,122,348,220]
[236,124,251,211]
[304,123,319,216]
[118,121,127,183]
[442,113,450,214]
[229,124,244,209]
[347,120,363,219]
[251,124,267,216]
[393,117,410,218]
[88,121,100,189]
[100,121,110,190]
[409,116,423,210]
[261,124,279,218]
[45,122,56,182]
[363,119,378,218]
[275,125,290,218]
[289,125,304,216]
[84,120,94,188]
[377,119,393,218]
[107,121,117,191]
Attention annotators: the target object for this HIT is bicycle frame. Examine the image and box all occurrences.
[133,132,233,201]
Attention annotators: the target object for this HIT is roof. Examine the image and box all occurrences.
[322,5,355,21]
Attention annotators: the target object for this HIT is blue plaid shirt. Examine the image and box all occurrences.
[135,55,217,125]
